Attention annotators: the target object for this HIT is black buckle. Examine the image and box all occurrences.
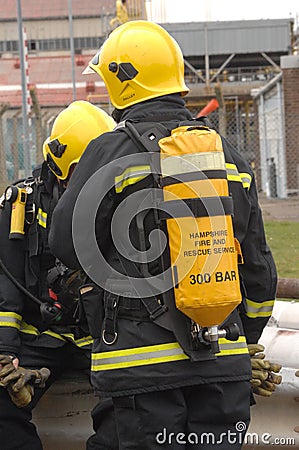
[149,302,168,321]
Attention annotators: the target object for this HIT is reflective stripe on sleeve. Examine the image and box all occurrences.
[91,337,249,372]
[20,322,66,341]
[74,336,93,347]
[115,165,151,193]
[0,312,22,329]
[37,208,47,228]
[245,299,275,318]
[61,333,93,347]
[19,322,93,347]
[225,163,252,189]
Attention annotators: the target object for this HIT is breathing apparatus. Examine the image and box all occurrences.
[0,182,64,324]
[0,192,79,324]
[122,120,243,355]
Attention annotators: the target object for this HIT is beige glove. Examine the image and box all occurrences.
[0,355,50,407]
[248,344,282,397]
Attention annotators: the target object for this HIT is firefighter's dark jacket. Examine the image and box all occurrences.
[0,163,91,357]
[49,95,277,397]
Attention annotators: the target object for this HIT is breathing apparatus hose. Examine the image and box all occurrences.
[0,254,64,323]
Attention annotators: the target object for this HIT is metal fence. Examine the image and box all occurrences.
[254,77,287,198]
[0,94,297,199]
[189,89,299,199]
[188,97,260,185]
[0,107,60,193]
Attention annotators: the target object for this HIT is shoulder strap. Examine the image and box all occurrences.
[116,120,170,153]
[118,117,214,153]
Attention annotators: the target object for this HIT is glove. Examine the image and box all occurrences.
[248,344,282,397]
[0,355,50,408]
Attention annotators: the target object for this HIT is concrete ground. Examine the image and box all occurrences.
[258,193,299,222]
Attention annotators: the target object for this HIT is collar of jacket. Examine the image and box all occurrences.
[112,94,193,124]
[40,162,60,195]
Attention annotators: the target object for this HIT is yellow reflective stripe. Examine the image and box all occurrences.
[20,322,38,333]
[19,322,92,345]
[226,163,241,184]
[21,329,66,341]
[91,338,248,371]
[161,152,225,176]
[91,342,188,371]
[216,336,249,356]
[0,312,22,328]
[20,322,66,341]
[75,336,93,347]
[245,299,275,318]
[19,322,41,335]
[115,165,151,193]
[37,208,47,228]
[239,172,252,189]
[20,328,38,336]
[61,333,93,347]
[226,163,252,189]
[43,330,66,341]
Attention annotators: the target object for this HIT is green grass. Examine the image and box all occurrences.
[264,221,299,279]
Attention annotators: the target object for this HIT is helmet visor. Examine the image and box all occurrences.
[83,48,102,75]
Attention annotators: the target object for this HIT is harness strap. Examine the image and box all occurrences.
[158,196,234,220]
[162,169,227,186]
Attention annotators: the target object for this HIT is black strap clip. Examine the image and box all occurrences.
[102,293,119,345]
[144,297,168,321]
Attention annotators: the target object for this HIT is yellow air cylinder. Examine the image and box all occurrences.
[159,126,242,327]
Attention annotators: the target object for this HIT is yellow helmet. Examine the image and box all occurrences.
[43,101,115,180]
[83,20,189,110]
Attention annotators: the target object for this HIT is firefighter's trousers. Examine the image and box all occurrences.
[111,380,251,450]
[0,340,117,450]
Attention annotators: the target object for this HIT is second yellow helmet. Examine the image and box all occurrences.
[43,101,115,180]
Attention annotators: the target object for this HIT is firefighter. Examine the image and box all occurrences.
[109,0,129,30]
[0,101,117,450]
[49,22,278,449]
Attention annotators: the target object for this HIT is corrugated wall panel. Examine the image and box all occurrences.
[163,19,292,56]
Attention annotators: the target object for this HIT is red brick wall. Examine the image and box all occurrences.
[282,56,299,194]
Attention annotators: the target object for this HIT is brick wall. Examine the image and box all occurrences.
[281,56,299,194]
